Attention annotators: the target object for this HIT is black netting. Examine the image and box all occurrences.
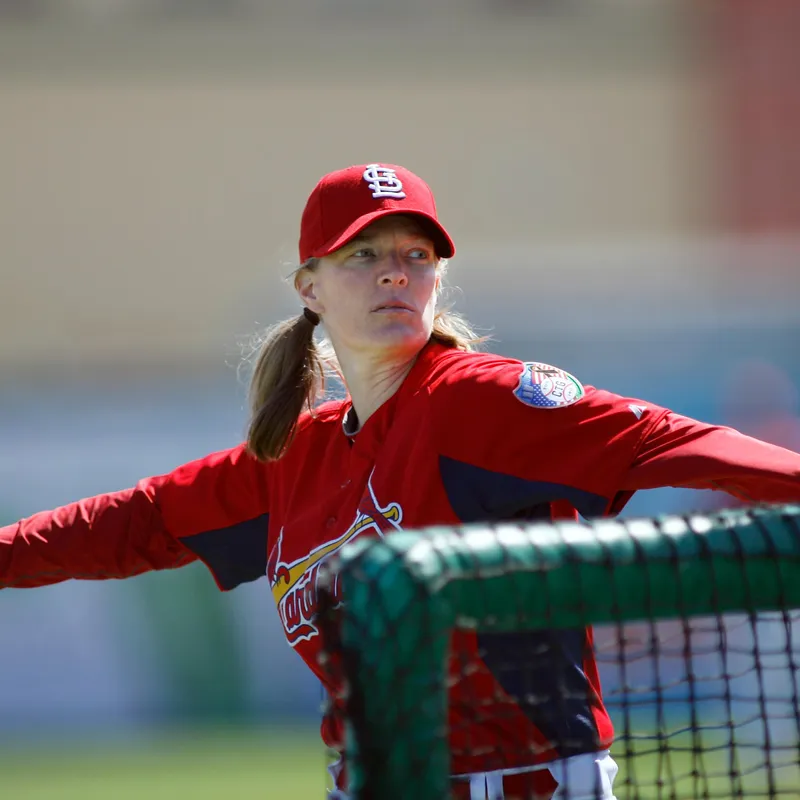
[318,506,800,799]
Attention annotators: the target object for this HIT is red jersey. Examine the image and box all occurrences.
[2,342,800,786]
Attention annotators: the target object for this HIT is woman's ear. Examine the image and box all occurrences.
[434,257,448,295]
[295,267,321,312]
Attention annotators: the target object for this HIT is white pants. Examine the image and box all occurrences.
[459,750,618,799]
[328,750,618,799]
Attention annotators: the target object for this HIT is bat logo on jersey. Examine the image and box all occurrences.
[268,472,403,646]
[363,164,406,199]
[514,362,585,409]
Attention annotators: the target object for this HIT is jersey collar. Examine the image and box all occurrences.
[343,340,453,458]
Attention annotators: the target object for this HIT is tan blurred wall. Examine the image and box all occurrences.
[0,6,717,373]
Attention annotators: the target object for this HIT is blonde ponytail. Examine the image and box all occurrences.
[246,309,326,461]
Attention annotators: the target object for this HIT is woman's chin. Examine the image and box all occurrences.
[365,322,429,353]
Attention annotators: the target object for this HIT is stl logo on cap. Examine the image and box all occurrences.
[298,162,456,263]
[363,164,406,199]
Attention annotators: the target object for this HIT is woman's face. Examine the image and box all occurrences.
[296,215,440,361]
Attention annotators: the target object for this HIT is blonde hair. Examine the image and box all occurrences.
[245,258,485,462]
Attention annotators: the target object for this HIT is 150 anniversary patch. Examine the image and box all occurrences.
[513,362,585,409]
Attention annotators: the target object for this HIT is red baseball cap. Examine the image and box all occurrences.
[298,163,456,264]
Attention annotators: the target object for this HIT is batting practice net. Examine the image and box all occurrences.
[318,505,800,799]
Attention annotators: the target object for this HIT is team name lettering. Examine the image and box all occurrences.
[268,475,402,646]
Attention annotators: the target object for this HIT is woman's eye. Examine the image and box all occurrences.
[352,249,375,259]
[408,248,431,260]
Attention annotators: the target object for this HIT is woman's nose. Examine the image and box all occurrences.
[378,255,409,285]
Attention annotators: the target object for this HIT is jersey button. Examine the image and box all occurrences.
[326,517,337,528]
[341,480,350,489]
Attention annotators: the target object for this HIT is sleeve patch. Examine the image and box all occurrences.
[513,362,585,409]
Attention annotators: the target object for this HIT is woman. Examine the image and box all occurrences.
[2,162,799,800]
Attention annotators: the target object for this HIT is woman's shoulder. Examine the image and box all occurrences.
[266,399,348,467]
[295,398,349,433]
[429,347,528,389]
[429,347,595,412]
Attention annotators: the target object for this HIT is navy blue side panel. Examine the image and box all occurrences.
[438,456,608,522]
[180,513,269,591]
[438,462,604,754]
[476,629,600,756]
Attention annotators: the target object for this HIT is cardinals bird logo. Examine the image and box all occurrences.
[268,472,403,646]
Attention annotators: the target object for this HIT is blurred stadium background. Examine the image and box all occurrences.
[1,1,799,797]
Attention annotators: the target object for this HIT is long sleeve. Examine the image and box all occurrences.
[1,443,271,591]
[0,486,195,589]
[622,411,800,503]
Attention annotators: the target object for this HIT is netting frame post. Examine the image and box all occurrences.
[330,533,455,800]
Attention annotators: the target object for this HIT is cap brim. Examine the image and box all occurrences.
[310,208,456,260]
